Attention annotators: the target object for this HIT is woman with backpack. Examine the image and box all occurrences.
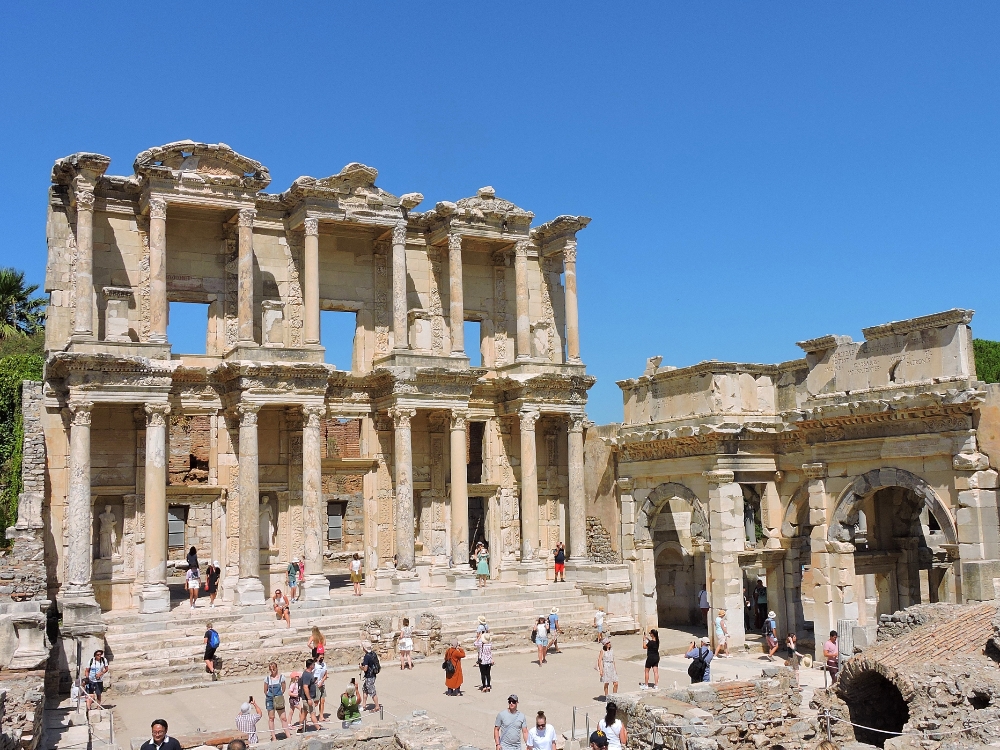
[204,622,219,680]
[263,661,290,741]
[443,639,465,696]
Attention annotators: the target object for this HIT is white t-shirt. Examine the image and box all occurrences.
[536,623,548,640]
[599,719,623,750]
[527,724,557,750]
[594,611,605,626]
[350,558,362,573]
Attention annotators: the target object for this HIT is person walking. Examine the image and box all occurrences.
[360,641,381,712]
[597,703,627,750]
[350,553,363,596]
[84,649,109,710]
[527,711,557,750]
[824,630,840,683]
[397,618,414,669]
[597,639,619,698]
[553,542,566,583]
[273,589,291,628]
[475,630,493,692]
[339,680,362,729]
[139,720,182,750]
[308,627,326,660]
[475,544,490,587]
[186,565,200,609]
[763,610,779,661]
[204,622,220,680]
[186,546,200,574]
[263,662,290,741]
[205,561,221,607]
[444,639,465,695]
[533,617,549,665]
[313,654,329,721]
[296,558,306,600]
[477,614,490,635]
[714,609,730,658]
[642,629,660,688]
[547,608,561,652]
[785,633,804,687]
[495,695,528,750]
[287,671,301,727]
[594,607,606,642]
[297,659,321,732]
[287,558,300,601]
[684,637,714,683]
[235,699,262,745]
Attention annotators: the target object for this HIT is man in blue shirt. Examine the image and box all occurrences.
[547,608,561,653]
[684,637,714,683]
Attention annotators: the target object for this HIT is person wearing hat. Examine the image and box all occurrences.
[713,609,730,658]
[477,614,490,635]
[547,607,562,653]
[359,641,381,712]
[763,610,779,661]
[475,630,494,691]
[495,695,528,750]
[234,698,262,745]
[589,730,609,750]
[287,558,300,601]
[684,637,714,683]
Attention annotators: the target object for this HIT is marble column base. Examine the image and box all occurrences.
[498,563,520,583]
[61,589,102,626]
[517,560,548,586]
[233,577,266,606]
[374,568,396,592]
[392,570,421,594]
[138,582,171,614]
[300,574,331,601]
[446,568,478,592]
[428,566,450,588]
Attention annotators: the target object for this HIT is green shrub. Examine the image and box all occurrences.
[974,339,1000,384]
[0,353,44,537]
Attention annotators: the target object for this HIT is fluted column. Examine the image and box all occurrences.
[139,403,171,613]
[303,218,320,345]
[390,407,416,570]
[448,232,465,355]
[235,403,265,604]
[519,409,540,560]
[72,183,96,339]
[238,208,256,345]
[567,415,587,559]
[514,240,531,360]
[148,197,168,343]
[450,410,469,563]
[564,241,581,363]
[391,222,409,350]
[301,405,329,599]
[65,401,95,600]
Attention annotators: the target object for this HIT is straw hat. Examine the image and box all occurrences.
[481,632,492,643]
[478,615,487,624]
[361,640,372,652]
[550,607,559,614]
[802,654,813,668]
[767,611,776,619]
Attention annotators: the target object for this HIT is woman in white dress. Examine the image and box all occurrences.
[397,617,414,670]
[597,639,619,697]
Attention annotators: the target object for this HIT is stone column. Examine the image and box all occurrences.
[390,407,417,571]
[139,403,171,613]
[65,401,95,601]
[448,232,465,355]
[514,240,531,360]
[303,217,320,346]
[450,410,469,563]
[301,405,329,599]
[563,240,581,363]
[72,183,96,339]
[803,462,835,657]
[704,470,746,649]
[238,208,256,345]
[148,197,168,343]
[391,222,409,350]
[567,415,587,559]
[519,409,540,560]
[235,403,265,604]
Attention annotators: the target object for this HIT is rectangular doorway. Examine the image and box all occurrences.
[469,497,487,551]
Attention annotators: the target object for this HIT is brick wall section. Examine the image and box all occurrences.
[168,415,211,485]
[587,516,619,563]
[322,418,361,459]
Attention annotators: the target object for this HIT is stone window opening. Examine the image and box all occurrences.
[327,501,344,542]
[741,484,763,549]
[467,422,485,484]
[167,506,187,548]
[464,320,483,366]
[320,310,358,371]
[167,301,211,354]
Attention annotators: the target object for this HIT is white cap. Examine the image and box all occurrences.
[240,702,251,713]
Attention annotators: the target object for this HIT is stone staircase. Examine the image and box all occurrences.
[102,582,605,694]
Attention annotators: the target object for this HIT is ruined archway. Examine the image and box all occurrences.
[838,659,915,747]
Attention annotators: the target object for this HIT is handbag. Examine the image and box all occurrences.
[272,694,285,711]
[337,702,346,721]
[442,659,456,677]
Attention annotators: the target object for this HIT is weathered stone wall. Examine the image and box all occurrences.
[587,516,619,563]
[584,423,619,553]
[0,670,45,750]
[169,415,211,485]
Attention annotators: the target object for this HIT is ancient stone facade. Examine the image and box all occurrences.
[37,141,609,619]
[597,309,1000,656]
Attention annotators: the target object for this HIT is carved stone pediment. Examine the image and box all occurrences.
[133,141,270,190]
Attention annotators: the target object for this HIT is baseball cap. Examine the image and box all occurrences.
[508,694,519,703]
[590,731,609,748]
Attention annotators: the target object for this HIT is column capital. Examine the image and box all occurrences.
[302,404,326,428]
[563,240,577,264]
[389,406,416,429]
[567,414,585,433]
[802,462,828,480]
[519,408,540,431]
[515,239,532,258]
[149,196,167,220]
[69,401,94,425]
[238,402,262,425]
[73,184,95,212]
[238,207,257,227]
[392,221,407,246]
[616,476,635,493]
[450,409,469,431]
[303,217,319,236]
[703,469,735,485]
[144,402,171,426]
[448,231,463,252]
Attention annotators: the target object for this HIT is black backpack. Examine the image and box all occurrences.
[687,647,709,683]
[368,652,381,676]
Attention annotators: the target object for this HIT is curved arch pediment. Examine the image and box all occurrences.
[133,140,271,190]
[637,481,709,544]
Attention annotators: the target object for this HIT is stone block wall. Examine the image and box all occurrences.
[168,415,211,485]
[0,670,45,750]
[322,418,361,458]
[587,516,619,563]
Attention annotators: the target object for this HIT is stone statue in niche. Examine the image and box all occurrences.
[260,496,275,550]
[99,505,119,559]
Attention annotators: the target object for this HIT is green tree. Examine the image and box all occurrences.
[0,267,46,340]
[974,339,1000,384]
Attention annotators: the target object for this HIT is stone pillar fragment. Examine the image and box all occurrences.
[72,183,96,339]
[301,405,330,599]
[563,241,581,363]
[519,409,540,560]
[303,217,320,345]
[448,232,465,355]
[235,403,265,604]
[139,403,171,613]
[450,410,469,564]
[148,197,168,343]
[390,407,417,571]
[65,401,95,601]
[704,469,745,649]
[514,241,531,360]
[238,208,256,345]
[955,466,1000,601]
[567,415,587,559]
[391,222,409,350]
[803,462,836,656]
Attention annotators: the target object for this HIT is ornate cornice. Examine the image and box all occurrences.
[703,469,735,485]
[801,462,827,480]
[133,141,271,191]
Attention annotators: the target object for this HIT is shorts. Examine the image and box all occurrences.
[766,635,778,648]
[300,699,317,715]
[645,656,660,669]
[288,576,297,589]
[536,636,549,648]
[363,677,377,696]
[316,685,327,699]
[596,624,604,634]
[188,579,200,590]
[554,563,565,574]
[265,694,281,712]
[205,646,217,661]
[85,680,103,699]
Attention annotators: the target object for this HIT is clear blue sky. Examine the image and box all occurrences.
[2,3,998,424]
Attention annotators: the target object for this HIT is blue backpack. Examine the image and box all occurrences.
[208,629,220,649]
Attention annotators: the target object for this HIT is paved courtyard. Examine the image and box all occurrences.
[110,633,827,749]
